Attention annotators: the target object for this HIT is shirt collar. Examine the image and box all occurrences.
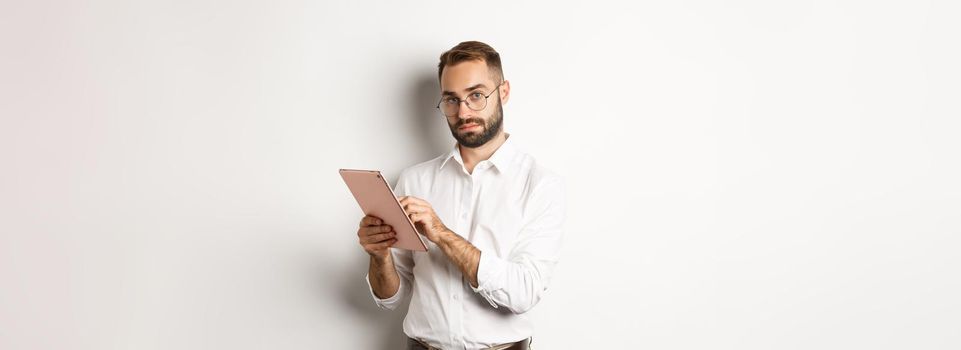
[440,133,518,175]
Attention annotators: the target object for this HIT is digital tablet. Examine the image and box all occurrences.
[339,169,428,251]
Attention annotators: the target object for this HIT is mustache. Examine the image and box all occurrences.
[456,118,485,129]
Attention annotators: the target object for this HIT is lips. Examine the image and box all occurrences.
[459,123,480,131]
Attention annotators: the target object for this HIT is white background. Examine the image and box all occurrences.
[1,0,959,349]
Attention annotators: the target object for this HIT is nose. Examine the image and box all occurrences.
[455,100,474,120]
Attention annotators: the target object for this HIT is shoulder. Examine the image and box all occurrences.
[514,147,564,186]
[512,150,565,198]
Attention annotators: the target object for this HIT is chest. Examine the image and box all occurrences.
[413,171,530,258]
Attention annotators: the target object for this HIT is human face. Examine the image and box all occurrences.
[438,60,509,148]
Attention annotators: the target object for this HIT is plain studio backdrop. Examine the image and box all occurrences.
[1,0,959,349]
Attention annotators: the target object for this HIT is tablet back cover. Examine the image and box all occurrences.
[339,169,428,251]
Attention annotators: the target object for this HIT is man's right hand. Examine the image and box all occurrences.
[357,215,397,259]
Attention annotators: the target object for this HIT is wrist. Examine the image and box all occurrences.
[370,253,392,266]
[434,228,459,246]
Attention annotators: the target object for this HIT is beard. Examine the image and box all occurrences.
[448,98,504,149]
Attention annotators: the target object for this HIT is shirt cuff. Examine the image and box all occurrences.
[470,250,510,308]
[366,272,404,309]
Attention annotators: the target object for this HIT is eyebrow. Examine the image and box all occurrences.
[441,83,489,96]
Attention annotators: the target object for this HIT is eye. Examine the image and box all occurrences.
[443,97,459,104]
[469,92,485,100]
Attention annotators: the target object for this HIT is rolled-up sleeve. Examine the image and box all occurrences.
[365,248,414,310]
[470,177,566,314]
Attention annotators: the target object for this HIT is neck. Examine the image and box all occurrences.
[459,131,509,173]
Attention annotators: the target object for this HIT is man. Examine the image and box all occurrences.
[356,41,566,350]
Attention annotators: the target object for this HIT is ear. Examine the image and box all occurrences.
[499,80,511,105]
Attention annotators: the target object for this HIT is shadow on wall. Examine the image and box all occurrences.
[333,69,449,349]
[408,69,454,160]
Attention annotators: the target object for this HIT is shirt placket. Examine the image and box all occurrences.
[449,170,474,348]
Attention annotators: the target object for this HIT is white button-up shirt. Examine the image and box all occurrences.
[365,134,566,349]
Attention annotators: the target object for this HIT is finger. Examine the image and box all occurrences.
[361,231,396,244]
[366,238,397,250]
[410,200,433,212]
[403,203,426,214]
[408,212,427,223]
[401,196,422,206]
[361,225,392,236]
[400,196,428,207]
[360,215,383,227]
[363,215,381,226]
[360,230,394,243]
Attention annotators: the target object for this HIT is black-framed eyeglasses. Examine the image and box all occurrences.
[435,82,503,117]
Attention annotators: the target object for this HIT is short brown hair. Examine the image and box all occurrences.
[437,41,504,84]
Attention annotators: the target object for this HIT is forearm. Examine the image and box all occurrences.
[435,229,481,287]
[368,255,400,299]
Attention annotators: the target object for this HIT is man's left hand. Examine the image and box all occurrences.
[398,196,450,243]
